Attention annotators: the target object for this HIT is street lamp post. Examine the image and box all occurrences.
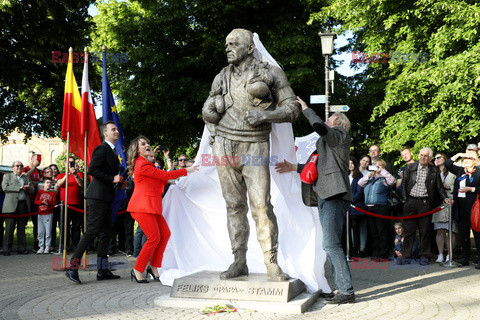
[318,29,337,121]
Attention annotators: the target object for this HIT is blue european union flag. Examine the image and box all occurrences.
[102,50,127,221]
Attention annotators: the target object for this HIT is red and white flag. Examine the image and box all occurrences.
[80,50,102,165]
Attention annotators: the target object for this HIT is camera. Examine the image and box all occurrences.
[69,161,75,168]
[368,165,378,171]
[157,145,168,152]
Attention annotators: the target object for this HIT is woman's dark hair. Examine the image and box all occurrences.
[435,152,449,174]
[349,156,363,179]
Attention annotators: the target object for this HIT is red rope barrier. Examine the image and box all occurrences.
[352,204,445,220]
[66,205,127,215]
[0,205,57,218]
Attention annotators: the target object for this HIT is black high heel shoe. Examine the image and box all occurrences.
[146,266,161,282]
[131,269,148,283]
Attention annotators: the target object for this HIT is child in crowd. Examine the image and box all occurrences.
[394,220,418,259]
[34,177,56,254]
[394,221,405,258]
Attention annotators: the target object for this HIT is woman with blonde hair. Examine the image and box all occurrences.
[445,150,480,267]
[127,135,198,282]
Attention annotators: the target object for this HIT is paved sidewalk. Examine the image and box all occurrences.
[0,252,479,319]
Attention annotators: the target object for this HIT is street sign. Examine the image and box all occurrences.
[310,95,325,104]
[330,105,350,112]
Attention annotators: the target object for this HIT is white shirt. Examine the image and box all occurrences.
[105,140,116,150]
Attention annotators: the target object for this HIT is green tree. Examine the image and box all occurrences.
[89,0,340,153]
[312,0,480,161]
[0,0,95,141]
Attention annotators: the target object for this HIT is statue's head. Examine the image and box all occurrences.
[225,29,255,65]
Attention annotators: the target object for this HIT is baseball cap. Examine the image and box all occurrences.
[466,144,478,151]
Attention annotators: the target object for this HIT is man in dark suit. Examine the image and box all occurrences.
[66,121,123,283]
[401,147,453,265]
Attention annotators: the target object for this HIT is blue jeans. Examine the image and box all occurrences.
[318,198,354,295]
[133,224,147,258]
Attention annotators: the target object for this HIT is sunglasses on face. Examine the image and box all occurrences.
[14,165,23,168]
[435,156,443,160]
[178,159,188,162]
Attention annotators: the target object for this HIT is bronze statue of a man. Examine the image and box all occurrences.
[202,29,300,281]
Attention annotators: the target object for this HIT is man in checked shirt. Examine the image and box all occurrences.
[401,147,454,265]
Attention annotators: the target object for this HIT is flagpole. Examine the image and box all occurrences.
[62,132,70,269]
[81,46,89,270]
[82,131,88,269]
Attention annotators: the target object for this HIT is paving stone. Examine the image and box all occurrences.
[0,253,479,319]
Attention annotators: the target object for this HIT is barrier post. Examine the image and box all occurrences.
[441,205,461,268]
[56,201,64,255]
[345,210,351,262]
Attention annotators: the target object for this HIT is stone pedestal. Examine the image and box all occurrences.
[170,271,306,303]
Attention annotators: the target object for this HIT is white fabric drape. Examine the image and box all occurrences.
[159,33,329,293]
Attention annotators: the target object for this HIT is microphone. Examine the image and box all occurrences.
[114,166,128,193]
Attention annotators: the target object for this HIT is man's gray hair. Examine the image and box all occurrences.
[332,112,351,133]
[11,160,22,167]
[419,147,433,157]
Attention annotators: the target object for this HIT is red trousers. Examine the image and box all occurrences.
[131,212,171,272]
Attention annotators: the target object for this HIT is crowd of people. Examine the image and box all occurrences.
[0,141,197,259]
[346,144,480,269]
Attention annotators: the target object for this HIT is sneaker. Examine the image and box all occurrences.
[44,248,50,254]
[436,254,444,263]
[445,254,450,262]
[37,248,44,254]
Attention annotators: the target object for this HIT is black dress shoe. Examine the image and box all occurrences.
[66,269,82,284]
[455,258,470,266]
[318,291,335,299]
[3,251,11,256]
[146,266,161,282]
[324,292,355,304]
[97,270,120,280]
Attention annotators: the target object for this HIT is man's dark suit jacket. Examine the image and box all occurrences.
[401,161,447,208]
[85,142,119,203]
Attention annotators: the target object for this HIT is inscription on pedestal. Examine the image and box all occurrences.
[170,271,305,302]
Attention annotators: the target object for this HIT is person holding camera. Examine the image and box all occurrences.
[56,157,84,251]
[358,159,395,261]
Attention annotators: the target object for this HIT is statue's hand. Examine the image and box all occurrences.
[245,109,266,126]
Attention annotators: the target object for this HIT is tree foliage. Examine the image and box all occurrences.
[312,0,480,160]
[0,0,95,142]
[89,0,335,155]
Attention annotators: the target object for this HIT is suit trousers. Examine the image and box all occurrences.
[212,136,278,255]
[131,212,170,272]
[3,201,28,252]
[70,199,112,270]
[401,197,433,258]
[457,198,480,260]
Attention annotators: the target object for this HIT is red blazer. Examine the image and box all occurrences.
[127,156,187,214]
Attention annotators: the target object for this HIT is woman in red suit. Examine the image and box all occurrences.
[127,135,198,283]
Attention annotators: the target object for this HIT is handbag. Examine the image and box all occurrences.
[387,188,403,208]
[300,153,319,185]
[471,195,480,232]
